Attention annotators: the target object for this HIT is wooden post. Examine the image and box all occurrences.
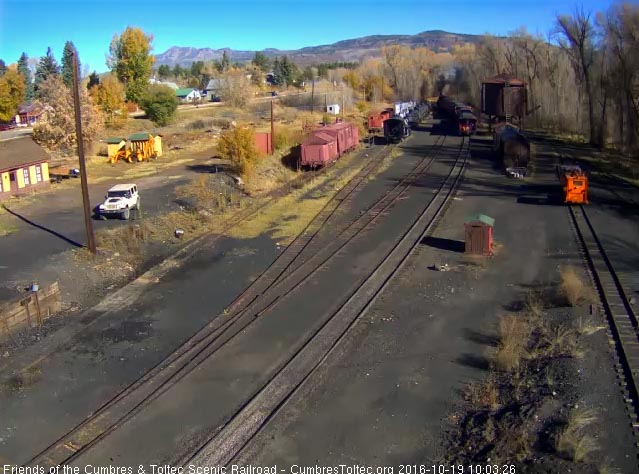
[270,100,275,155]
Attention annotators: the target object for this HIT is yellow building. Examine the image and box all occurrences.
[0,137,51,200]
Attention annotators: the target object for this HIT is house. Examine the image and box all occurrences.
[204,79,226,102]
[175,88,202,103]
[0,138,51,200]
[16,103,47,127]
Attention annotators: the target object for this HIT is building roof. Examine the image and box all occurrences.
[17,103,46,116]
[483,73,527,86]
[205,78,226,91]
[128,132,154,141]
[175,88,196,97]
[105,137,126,144]
[0,137,51,173]
[465,214,495,227]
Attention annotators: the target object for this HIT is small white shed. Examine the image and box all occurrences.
[326,104,340,115]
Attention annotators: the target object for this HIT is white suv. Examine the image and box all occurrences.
[97,184,140,220]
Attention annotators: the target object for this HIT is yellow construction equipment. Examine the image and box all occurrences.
[104,134,163,164]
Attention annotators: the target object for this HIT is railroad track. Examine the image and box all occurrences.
[568,204,639,434]
[27,133,450,467]
[185,136,470,467]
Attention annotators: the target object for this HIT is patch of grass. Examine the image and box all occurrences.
[145,210,213,243]
[466,374,500,411]
[495,314,532,372]
[556,408,599,462]
[227,152,365,245]
[0,208,17,237]
[559,265,594,306]
[1,365,42,393]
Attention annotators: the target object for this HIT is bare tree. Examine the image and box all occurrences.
[556,8,598,144]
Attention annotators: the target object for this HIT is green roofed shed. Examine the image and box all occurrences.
[464,214,494,256]
[105,137,126,144]
[128,132,153,141]
[465,214,495,227]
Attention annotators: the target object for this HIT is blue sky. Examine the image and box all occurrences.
[0,0,615,73]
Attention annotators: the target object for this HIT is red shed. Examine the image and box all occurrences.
[464,214,494,256]
[300,132,338,167]
[255,132,273,156]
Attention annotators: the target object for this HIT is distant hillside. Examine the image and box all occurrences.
[154,30,481,67]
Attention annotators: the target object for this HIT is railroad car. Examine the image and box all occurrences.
[384,117,409,144]
[457,112,477,136]
[301,121,359,168]
[367,109,392,133]
[557,165,589,204]
[493,123,530,169]
[300,132,339,168]
[481,73,528,122]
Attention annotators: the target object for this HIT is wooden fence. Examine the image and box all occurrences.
[0,282,61,339]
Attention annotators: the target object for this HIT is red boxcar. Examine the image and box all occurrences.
[300,132,338,167]
[312,122,359,156]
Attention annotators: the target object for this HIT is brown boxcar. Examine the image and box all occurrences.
[481,73,528,119]
[300,132,338,167]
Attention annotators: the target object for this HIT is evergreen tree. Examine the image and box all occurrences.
[87,71,100,89]
[220,51,230,72]
[61,41,78,88]
[35,47,60,93]
[17,53,34,101]
[157,64,171,79]
[252,52,270,72]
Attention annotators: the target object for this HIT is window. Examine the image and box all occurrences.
[35,165,42,183]
[23,168,30,185]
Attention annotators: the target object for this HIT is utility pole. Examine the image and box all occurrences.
[71,50,96,254]
[270,99,275,155]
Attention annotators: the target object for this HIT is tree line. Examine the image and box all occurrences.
[449,2,639,152]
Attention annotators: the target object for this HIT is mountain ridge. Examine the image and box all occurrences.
[154,30,482,67]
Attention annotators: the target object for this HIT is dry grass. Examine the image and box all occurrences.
[1,365,42,393]
[560,266,595,306]
[525,290,545,319]
[0,208,17,237]
[495,314,533,372]
[576,316,605,336]
[466,374,500,411]
[145,210,214,243]
[92,222,151,268]
[556,408,599,462]
[228,152,366,245]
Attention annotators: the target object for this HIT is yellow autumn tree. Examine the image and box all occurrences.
[107,27,155,104]
[0,69,26,122]
[217,125,258,177]
[90,74,127,127]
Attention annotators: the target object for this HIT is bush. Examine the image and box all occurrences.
[139,85,178,126]
[274,126,302,151]
[218,125,258,177]
[322,114,333,125]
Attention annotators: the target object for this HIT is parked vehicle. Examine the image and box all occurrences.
[96,183,140,220]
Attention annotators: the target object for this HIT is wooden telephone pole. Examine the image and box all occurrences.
[71,50,96,254]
